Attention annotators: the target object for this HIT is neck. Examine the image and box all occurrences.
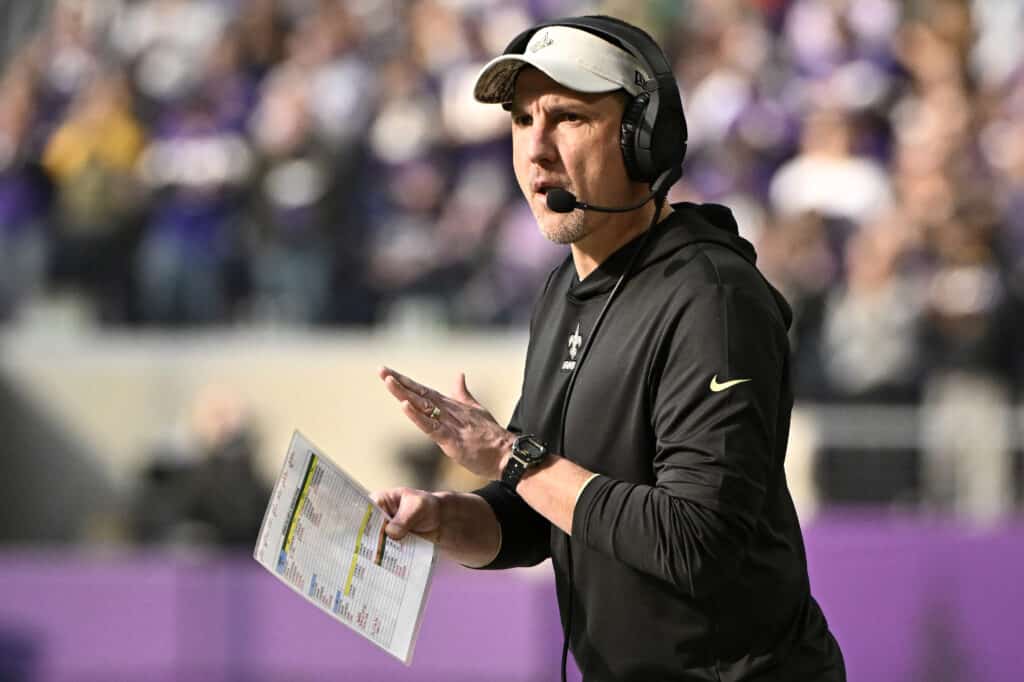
[571,200,673,280]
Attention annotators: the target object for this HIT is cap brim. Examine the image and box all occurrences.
[473,54,626,104]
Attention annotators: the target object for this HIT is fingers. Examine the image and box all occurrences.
[380,367,466,429]
[371,488,416,539]
[370,489,400,517]
[454,372,479,406]
[380,366,432,400]
[386,490,435,541]
[401,399,452,440]
[383,374,434,413]
[381,368,449,415]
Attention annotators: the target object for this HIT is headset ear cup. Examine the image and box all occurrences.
[620,93,651,182]
[651,98,687,176]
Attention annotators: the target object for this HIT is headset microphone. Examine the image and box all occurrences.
[545,166,681,214]
[544,189,583,213]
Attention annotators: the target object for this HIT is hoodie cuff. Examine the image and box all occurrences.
[570,474,614,542]
[572,472,602,526]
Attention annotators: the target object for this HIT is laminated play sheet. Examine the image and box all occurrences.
[253,431,438,664]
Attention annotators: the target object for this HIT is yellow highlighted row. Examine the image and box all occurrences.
[284,454,318,554]
[345,503,373,597]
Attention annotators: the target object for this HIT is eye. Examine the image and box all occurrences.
[512,113,532,127]
[558,111,584,124]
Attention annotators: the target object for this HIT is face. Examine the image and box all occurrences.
[510,68,639,244]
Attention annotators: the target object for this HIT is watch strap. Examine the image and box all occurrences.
[500,455,528,491]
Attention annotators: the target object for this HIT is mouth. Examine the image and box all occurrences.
[532,180,567,199]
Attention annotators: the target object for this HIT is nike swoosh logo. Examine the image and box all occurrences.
[709,375,752,392]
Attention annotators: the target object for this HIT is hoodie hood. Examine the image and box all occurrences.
[567,201,792,328]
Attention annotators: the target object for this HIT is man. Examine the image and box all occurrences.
[372,15,845,681]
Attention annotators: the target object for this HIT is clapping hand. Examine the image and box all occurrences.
[378,366,514,481]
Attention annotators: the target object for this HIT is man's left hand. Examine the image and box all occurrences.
[379,367,515,481]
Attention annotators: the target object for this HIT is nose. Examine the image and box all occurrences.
[526,118,557,166]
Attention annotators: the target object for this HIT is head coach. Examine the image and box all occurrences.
[371,14,846,682]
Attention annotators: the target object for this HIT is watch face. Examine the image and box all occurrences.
[515,436,547,463]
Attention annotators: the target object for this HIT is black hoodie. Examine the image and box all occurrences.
[475,203,845,681]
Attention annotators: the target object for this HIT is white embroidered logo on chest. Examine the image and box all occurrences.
[562,323,583,371]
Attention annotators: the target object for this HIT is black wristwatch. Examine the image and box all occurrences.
[500,434,548,492]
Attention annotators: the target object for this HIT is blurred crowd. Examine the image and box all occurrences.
[0,0,1023,520]
[0,0,576,329]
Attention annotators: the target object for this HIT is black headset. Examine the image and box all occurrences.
[500,14,688,185]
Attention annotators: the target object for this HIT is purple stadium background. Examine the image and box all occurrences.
[2,514,1023,682]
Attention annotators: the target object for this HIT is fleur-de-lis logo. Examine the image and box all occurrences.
[530,31,554,53]
[568,324,583,360]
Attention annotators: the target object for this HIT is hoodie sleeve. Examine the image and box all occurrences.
[470,399,553,569]
[571,278,787,597]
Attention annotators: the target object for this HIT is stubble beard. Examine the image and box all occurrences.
[539,208,589,245]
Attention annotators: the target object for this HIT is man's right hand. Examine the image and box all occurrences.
[370,487,442,543]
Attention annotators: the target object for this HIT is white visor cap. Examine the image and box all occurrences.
[474,25,650,104]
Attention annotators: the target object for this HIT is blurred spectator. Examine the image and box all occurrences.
[197,24,262,134]
[236,0,288,80]
[112,0,228,103]
[244,2,376,324]
[43,70,145,321]
[0,60,51,321]
[756,211,839,398]
[820,211,924,402]
[33,0,103,131]
[131,383,269,547]
[769,107,893,223]
[364,50,452,322]
[920,205,1019,377]
[245,96,340,324]
[135,91,252,324]
[918,203,1023,523]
